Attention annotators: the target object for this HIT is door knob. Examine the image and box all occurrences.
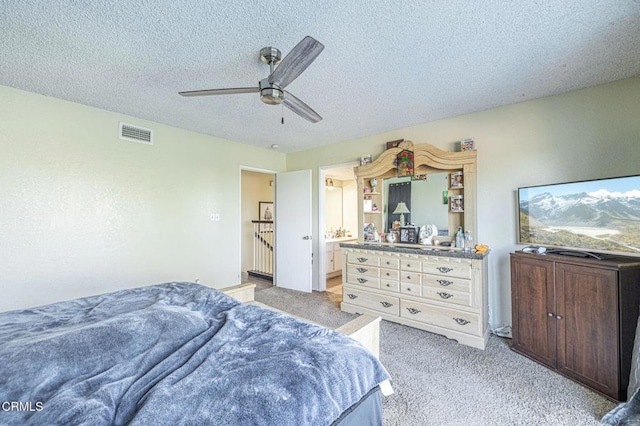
[302,235,312,240]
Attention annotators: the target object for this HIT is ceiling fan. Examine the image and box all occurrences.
[179,36,324,123]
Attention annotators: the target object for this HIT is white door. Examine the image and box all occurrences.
[275,169,312,292]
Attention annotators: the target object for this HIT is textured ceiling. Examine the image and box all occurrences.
[2,1,639,153]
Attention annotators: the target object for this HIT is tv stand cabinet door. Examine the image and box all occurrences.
[510,254,556,368]
[556,262,619,399]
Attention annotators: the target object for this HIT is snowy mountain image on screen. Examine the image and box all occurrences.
[519,185,640,255]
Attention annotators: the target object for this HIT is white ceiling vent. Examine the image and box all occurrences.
[119,122,153,145]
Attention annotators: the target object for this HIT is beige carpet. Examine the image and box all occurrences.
[254,285,616,426]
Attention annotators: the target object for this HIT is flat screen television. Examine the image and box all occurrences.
[517,175,640,258]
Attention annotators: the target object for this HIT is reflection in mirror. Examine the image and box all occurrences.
[383,173,449,234]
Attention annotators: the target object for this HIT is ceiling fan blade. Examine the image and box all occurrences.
[282,91,322,123]
[268,36,324,89]
[179,87,259,97]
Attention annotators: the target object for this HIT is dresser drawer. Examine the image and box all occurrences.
[400,299,481,335]
[422,260,471,279]
[347,264,378,278]
[400,271,421,285]
[379,256,400,269]
[343,288,400,316]
[422,274,471,293]
[379,268,399,281]
[400,258,422,272]
[347,252,380,267]
[347,274,379,288]
[380,280,400,292]
[401,282,421,296]
[422,287,471,307]
[379,265,399,292]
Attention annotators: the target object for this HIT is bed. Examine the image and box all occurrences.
[0,282,392,425]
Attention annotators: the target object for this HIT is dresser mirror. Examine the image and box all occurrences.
[355,141,477,244]
[382,173,449,234]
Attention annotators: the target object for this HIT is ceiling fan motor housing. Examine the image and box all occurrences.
[259,47,282,65]
[259,78,283,105]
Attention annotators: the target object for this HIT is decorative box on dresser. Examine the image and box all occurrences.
[510,251,640,401]
[341,243,490,350]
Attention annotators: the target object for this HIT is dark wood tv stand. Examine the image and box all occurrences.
[510,250,640,401]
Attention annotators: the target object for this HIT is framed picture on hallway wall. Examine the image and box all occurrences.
[259,201,273,232]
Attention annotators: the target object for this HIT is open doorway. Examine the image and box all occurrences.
[240,168,275,289]
[318,162,359,293]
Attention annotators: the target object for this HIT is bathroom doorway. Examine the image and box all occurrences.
[318,162,358,293]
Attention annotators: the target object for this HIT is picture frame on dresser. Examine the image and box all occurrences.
[399,226,419,243]
[450,195,464,212]
[450,171,463,188]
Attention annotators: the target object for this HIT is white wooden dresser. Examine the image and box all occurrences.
[340,243,489,349]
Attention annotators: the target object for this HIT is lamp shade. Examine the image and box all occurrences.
[393,202,410,214]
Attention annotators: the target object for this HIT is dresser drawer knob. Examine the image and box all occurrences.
[406,287,412,291]
[437,279,453,286]
[386,283,391,287]
[356,257,368,263]
[437,292,453,299]
[386,272,391,276]
[385,261,391,265]
[347,293,358,300]
[437,267,453,273]
[406,307,421,315]
[380,301,393,308]
[406,275,412,279]
[357,278,368,284]
[357,267,368,273]
[453,318,470,326]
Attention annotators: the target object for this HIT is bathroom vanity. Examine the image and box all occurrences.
[326,237,357,277]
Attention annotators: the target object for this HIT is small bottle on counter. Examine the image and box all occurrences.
[455,226,464,248]
[464,231,473,253]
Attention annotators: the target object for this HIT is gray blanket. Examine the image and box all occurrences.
[0,282,390,425]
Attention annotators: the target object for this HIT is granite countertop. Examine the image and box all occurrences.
[339,242,490,259]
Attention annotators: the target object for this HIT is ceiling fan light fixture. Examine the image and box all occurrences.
[260,88,284,105]
[259,78,284,105]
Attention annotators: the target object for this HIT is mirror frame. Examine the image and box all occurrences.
[355,141,477,244]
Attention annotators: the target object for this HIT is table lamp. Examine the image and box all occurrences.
[393,201,410,226]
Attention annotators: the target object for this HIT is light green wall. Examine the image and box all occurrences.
[288,77,640,328]
[3,78,639,326]
[0,85,286,312]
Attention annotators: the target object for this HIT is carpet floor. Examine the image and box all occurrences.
[254,285,617,426]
